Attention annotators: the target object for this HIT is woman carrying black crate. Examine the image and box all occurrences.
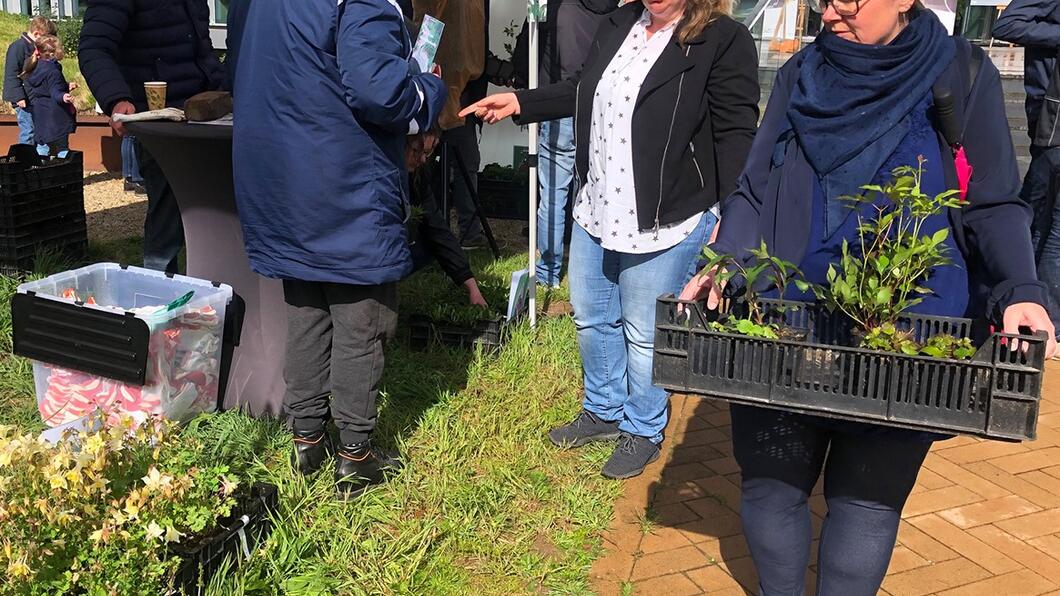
[678,0,1057,593]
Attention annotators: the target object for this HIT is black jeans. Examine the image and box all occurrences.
[282,280,398,446]
[1022,145,1060,336]
[136,143,185,274]
[442,121,482,242]
[731,405,932,596]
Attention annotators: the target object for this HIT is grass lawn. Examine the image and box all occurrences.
[0,12,94,113]
[0,241,619,595]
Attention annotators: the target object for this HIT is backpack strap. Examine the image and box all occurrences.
[933,37,984,150]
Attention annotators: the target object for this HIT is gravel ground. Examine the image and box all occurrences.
[83,172,146,242]
[81,172,534,252]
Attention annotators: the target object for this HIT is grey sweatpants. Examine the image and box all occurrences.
[282,280,398,445]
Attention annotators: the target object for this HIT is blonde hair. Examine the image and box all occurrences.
[20,35,64,80]
[28,16,56,37]
[678,0,734,45]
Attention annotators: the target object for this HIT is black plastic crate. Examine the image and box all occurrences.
[653,295,1047,441]
[0,211,86,244]
[407,313,508,351]
[0,221,86,258]
[477,175,529,221]
[0,152,83,196]
[0,243,88,277]
[0,188,85,230]
[171,483,279,595]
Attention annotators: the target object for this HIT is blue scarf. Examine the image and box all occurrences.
[787,10,954,234]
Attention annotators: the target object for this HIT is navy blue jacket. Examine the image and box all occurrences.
[78,0,225,115]
[228,0,446,286]
[993,0,1060,138]
[3,34,33,105]
[24,60,75,145]
[714,47,1046,323]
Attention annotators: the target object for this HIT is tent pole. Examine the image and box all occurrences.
[528,11,539,328]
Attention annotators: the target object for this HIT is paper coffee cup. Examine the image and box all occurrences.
[144,82,167,111]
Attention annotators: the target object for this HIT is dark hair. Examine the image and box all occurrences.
[20,35,63,80]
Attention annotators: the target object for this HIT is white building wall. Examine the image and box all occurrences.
[0,0,78,18]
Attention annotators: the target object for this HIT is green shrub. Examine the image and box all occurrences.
[56,17,82,59]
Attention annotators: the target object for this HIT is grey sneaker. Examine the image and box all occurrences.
[601,433,661,480]
[548,409,621,449]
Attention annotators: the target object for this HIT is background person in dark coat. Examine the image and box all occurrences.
[79,0,225,274]
[3,17,55,152]
[228,0,446,501]
[993,0,1060,339]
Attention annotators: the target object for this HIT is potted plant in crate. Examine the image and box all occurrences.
[0,416,276,595]
[698,159,975,359]
[809,157,975,359]
[653,160,1047,440]
[697,240,810,340]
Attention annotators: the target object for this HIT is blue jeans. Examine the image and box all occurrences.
[15,106,48,155]
[122,135,143,184]
[569,212,715,443]
[1024,146,1060,337]
[731,406,931,596]
[537,118,576,286]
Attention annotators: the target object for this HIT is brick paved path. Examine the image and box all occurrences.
[592,361,1060,595]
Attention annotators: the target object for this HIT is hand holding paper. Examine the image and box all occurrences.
[411,15,444,74]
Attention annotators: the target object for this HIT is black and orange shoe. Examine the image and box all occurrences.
[334,440,402,501]
[291,429,332,476]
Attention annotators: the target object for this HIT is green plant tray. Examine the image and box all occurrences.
[407,313,509,352]
[653,295,1047,442]
[170,483,279,595]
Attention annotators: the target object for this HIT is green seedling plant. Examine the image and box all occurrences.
[812,158,974,359]
[698,240,810,340]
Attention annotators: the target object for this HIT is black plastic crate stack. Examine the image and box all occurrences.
[171,483,279,595]
[407,313,508,351]
[653,296,1047,441]
[0,152,86,274]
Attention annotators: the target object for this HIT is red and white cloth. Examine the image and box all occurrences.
[38,294,222,429]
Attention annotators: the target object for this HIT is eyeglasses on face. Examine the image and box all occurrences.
[812,0,866,17]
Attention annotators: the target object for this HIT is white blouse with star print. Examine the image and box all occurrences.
[572,10,704,254]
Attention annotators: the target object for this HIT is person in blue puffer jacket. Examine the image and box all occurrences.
[227,0,446,501]
[678,1,1057,594]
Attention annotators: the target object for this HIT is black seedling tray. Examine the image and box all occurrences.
[653,295,1047,441]
[477,175,529,221]
[407,313,508,352]
[171,483,279,595]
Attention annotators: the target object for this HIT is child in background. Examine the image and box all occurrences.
[20,35,76,157]
[3,16,56,150]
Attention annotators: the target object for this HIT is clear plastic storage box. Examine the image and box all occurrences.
[15,264,232,442]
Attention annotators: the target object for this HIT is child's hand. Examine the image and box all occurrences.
[62,93,73,104]
[68,82,78,91]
